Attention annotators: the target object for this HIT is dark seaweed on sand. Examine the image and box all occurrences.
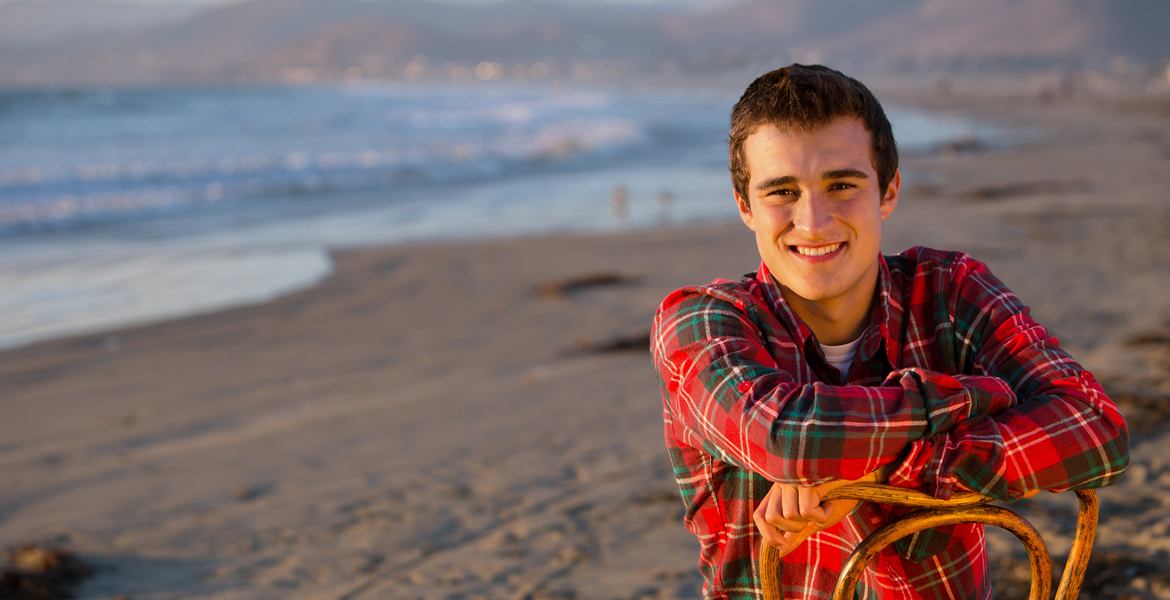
[539,272,637,299]
[1,544,92,600]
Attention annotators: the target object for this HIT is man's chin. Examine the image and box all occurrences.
[770,266,836,295]
[774,279,843,305]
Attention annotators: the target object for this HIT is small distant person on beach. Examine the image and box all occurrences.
[657,188,674,223]
[650,64,1129,600]
[612,184,629,220]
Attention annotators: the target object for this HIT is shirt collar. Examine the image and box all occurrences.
[753,255,903,369]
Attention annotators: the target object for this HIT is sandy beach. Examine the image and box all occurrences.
[2,82,1169,599]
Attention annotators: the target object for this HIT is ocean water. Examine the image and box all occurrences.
[0,82,997,349]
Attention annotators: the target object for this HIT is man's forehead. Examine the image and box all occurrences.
[744,119,875,178]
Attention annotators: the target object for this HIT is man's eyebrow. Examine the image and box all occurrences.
[823,169,869,180]
[754,175,798,190]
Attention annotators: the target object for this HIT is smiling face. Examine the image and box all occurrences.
[734,117,900,341]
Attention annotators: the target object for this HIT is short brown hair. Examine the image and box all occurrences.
[729,64,898,201]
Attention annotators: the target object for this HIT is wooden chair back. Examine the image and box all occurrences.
[759,484,1098,600]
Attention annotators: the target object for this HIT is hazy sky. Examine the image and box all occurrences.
[0,0,236,4]
[0,0,708,3]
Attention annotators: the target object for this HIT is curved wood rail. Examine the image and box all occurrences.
[759,484,1098,600]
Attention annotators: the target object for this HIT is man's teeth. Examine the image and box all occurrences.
[795,243,841,257]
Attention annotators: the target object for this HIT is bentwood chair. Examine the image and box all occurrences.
[759,484,1099,600]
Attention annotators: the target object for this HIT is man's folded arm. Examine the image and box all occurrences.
[886,260,1130,501]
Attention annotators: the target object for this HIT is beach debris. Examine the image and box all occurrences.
[1,543,92,600]
[232,486,256,501]
[538,272,636,299]
[1122,332,1170,348]
[352,553,385,575]
[574,329,651,354]
[633,491,679,505]
[963,180,1088,201]
[937,136,984,156]
[232,482,273,502]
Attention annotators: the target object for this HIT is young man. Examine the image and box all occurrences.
[650,64,1129,600]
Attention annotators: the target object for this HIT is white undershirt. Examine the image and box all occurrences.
[821,337,863,377]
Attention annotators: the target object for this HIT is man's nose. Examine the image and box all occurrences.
[792,193,833,236]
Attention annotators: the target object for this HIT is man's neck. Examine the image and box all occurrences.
[778,275,879,346]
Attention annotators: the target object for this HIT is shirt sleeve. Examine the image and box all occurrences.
[651,284,1017,485]
[886,256,1130,500]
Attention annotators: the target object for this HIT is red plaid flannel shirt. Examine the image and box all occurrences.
[650,247,1129,600]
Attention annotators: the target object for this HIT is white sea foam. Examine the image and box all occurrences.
[0,103,647,230]
[0,242,333,349]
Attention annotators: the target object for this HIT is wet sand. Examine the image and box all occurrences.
[2,83,1169,599]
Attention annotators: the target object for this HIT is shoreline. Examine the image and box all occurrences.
[2,86,1169,599]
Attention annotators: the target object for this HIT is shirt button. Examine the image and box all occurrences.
[1081,370,1095,382]
[737,381,752,393]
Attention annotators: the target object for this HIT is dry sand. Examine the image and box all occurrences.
[2,83,1169,600]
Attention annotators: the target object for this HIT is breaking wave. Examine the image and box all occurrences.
[0,84,654,232]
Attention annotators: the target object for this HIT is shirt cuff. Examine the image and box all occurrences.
[887,439,930,492]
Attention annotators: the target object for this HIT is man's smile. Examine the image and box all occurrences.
[790,242,844,261]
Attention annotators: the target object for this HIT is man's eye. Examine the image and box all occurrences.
[828,182,856,191]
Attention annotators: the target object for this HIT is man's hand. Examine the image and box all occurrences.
[753,466,893,557]
[752,478,858,556]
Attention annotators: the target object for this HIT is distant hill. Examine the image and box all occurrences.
[0,0,1166,86]
[0,0,203,46]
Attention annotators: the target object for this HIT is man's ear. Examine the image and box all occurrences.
[879,169,901,221]
[734,189,756,231]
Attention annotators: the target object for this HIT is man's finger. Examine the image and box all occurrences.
[798,486,831,523]
[780,485,804,522]
[773,522,818,559]
[753,499,790,551]
[773,498,864,559]
[765,490,807,533]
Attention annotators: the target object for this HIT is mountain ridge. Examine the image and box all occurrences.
[0,0,1166,86]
